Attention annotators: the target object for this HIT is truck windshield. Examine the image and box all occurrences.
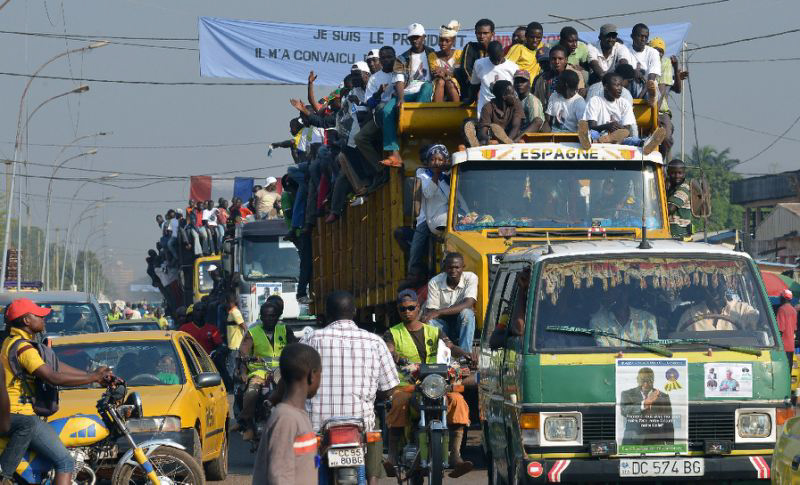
[454,161,663,231]
[241,236,300,281]
[532,257,777,351]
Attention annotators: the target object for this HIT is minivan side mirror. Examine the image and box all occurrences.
[195,372,222,389]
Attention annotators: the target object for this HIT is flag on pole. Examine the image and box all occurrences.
[189,176,244,202]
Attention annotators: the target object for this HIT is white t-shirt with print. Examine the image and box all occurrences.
[203,209,218,226]
[365,70,405,103]
[546,92,587,133]
[470,57,519,112]
[582,94,637,128]
[628,45,661,77]
[586,84,638,137]
[405,52,431,95]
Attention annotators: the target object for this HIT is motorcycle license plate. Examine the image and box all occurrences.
[619,458,704,477]
[327,447,365,467]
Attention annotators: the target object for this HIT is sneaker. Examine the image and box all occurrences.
[464,122,480,147]
[598,128,630,144]
[349,196,366,207]
[577,120,591,150]
[490,124,514,144]
[642,127,667,155]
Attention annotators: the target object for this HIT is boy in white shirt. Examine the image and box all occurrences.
[578,72,665,154]
[545,70,586,133]
[628,23,661,81]
[465,40,519,112]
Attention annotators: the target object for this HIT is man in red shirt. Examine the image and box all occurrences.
[777,289,798,368]
[179,303,223,354]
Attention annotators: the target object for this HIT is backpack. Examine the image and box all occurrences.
[7,338,60,417]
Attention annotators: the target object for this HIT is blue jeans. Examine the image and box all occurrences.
[287,163,309,229]
[429,308,476,351]
[0,414,38,479]
[589,129,643,146]
[10,415,74,474]
[381,83,434,152]
[407,223,431,272]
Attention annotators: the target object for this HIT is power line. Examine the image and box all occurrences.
[0,140,270,150]
[685,28,800,52]
[737,112,800,165]
[0,71,289,86]
[0,29,196,41]
[688,57,800,64]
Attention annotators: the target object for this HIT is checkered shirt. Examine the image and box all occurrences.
[300,320,399,431]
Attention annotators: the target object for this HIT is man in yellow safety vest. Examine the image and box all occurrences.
[235,300,297,441]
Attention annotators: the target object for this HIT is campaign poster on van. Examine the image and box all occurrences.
[616,359,688,455]
[704,363,753,398]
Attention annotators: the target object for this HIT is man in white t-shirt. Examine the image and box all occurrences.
[465,40,519,112]
[586,64,638,138]
[396,23,435,102]
[578,72,665,154]
[545,70,586,133]
[628,23,661,81]
[587,23,633,81]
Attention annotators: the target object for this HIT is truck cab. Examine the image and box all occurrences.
[480,239,791,483]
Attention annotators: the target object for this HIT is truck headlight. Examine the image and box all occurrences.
[738,413,771,438]
[127,416,182,434]
[421,374,446,400]
[544,416,579,441]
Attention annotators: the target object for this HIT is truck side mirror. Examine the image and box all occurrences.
[690,178,712,218]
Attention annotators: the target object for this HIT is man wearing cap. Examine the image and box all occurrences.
[383,289,473,478]
[506,22,545,81]
[254,177,281,220]
[514,69,545,135]
[777,290,797,368]
[365,49,381,74]
[666,159,692,239]
[588,24,633,82]
[1,299,112,485]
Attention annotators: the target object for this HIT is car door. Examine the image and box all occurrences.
[185,337,228,459]
[177,337,213,460]
[479,267,516,482]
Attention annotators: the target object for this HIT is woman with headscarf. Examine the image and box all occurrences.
[408,144,451,272]
[429,20,463,102]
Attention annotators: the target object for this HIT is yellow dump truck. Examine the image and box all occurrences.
[311,101,670,330]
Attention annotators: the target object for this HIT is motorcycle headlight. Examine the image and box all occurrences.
[738,413,771,438]
[544,416,579,442]
[127,416,182,434]
[420,374,446,400]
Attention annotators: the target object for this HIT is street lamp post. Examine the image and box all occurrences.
[41,149,98,288]
[60,199,109,290]
[0,41,108,292]
[80,223,109,293]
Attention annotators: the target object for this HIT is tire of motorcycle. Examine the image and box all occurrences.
[428,428,444,485]
[204,429,228,481]
[111,446,206,485]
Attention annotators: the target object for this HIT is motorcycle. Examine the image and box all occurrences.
[389,358,471,485]
[319,417,380,485]
[234,356,280,452]
[0,377,204,485]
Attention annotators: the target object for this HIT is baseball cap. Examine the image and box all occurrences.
[599,24,618,37]
[649,37,666,53]
[407,23,425,37]
[513,69,530,80]
[265,176,278,186]
[366,49,380,60]
[398,289,418,302]
[781,289,793,300]
[5,299,51,321]
[351,61,370,73]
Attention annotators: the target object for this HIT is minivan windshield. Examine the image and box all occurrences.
[532,257,776,350]
[455,161,663,231]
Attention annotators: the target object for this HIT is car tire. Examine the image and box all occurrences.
[204,429,229,481]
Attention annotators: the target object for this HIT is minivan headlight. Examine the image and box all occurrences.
[738,413,771,438]
[421,374,446,400]
[544,416,579,441]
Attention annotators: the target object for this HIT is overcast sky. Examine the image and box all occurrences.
[0,0,798,289]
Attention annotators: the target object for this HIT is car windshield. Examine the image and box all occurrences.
[53,341,185,388]
[454,161,663,231]
[531,256,777,350]
[38,303,103,336]
[241,236,300,281]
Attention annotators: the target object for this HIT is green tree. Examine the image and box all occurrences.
[686,145,744,232]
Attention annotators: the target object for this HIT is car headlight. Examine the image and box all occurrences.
[127,416,182,434]
[738,413,771,438]
[544,416,579,442]
[420,374,446,400]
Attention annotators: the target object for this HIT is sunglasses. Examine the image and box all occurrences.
[399,305,417,312]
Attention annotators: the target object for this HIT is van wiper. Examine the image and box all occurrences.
[546,325,673,357]
[644,338,762,357]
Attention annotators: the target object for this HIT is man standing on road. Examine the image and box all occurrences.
[777,289,797,369]
[421,252,478,351]
[301,291,399,485]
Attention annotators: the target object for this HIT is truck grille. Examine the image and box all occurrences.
[582,412,735,443]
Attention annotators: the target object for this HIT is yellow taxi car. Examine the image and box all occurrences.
[48,330,229,480]
[791,354,799,404]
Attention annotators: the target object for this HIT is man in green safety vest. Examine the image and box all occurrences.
[234,299,297,441]
[383,289,474,478]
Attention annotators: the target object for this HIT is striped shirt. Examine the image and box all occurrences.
[301,320,399,431]
[667,181,692,238]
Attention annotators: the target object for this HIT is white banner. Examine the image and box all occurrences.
[199,17,690,85]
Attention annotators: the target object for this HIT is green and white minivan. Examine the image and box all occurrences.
[479,239,792,483]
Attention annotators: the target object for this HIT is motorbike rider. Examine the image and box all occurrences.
[384,289,474,478]
[235,299,297,441]
[1,298,112,485]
